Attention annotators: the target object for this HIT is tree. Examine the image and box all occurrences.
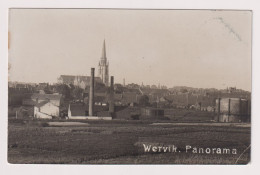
[95,82,107,92]
[181,88,188,93]
[43,85,52,94]
[126,83,140,89]
[114,84,124,93]
[55,84,71,99]
[72,88,84,99]
[139,95,150,107]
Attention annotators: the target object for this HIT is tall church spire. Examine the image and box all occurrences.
[98,39,109,86]
[101,39,106,60]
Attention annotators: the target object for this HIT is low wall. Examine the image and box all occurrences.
[35,112,52,119]
[68,116,112,120]
[214,114,250,123]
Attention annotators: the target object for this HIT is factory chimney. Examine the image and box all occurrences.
[89,68,95,116]
[109,76,115,113]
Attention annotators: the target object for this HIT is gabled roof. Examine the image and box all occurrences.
[35,101,49,108]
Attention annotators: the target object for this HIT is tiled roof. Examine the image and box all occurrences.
[35,101,49,108]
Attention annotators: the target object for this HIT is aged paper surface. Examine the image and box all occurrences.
[1,0,260,175]
[7,9,251,164]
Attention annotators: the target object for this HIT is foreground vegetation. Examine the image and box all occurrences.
[8,118,250,164]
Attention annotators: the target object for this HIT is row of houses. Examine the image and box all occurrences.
[11,90,245,120]
[13,92,216,119]
[10,79,236,119]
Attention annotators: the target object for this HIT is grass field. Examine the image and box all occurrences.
[8,117,250,164]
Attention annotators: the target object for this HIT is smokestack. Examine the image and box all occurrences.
[218,98,221,122]
[109,76,115,113]
[89,68,95,116]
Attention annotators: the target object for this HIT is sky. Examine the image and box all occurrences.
[8,9,252,91]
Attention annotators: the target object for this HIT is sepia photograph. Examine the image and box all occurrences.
[7,8,252,164]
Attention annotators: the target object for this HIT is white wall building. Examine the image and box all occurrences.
[34,101,60,119]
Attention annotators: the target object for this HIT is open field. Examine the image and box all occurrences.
[8,118,250,164]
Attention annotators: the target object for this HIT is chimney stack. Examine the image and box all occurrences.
[109,76,115,113]
[89,68,95,116]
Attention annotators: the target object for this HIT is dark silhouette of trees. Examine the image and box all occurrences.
[72,87,84,99]
[55,84,71,99]
[139,95,150,107]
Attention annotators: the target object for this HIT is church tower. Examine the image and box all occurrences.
[98,40,109,86]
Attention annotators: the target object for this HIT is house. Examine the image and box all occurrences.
[159,97,172,106]
[34,100,60,119]
[192,102,201,110]
[159,97,168,103]
[8,106,34,118]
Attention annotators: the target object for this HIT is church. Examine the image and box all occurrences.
[58,39,110,87]
[98,40,109,86]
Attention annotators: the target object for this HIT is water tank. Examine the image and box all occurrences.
[215,98,250,122]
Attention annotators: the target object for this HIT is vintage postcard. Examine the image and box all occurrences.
[8,9,251,164]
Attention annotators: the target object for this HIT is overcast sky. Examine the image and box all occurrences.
[8,9,251,91]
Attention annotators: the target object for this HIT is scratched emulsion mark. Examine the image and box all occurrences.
[213,17,242,42]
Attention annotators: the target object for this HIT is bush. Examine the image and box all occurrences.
[41,122,49,127]
[131,114,140,120]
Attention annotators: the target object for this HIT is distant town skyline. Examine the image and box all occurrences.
[8,9,252,91]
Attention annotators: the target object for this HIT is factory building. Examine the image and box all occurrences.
[67,68,113,120]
